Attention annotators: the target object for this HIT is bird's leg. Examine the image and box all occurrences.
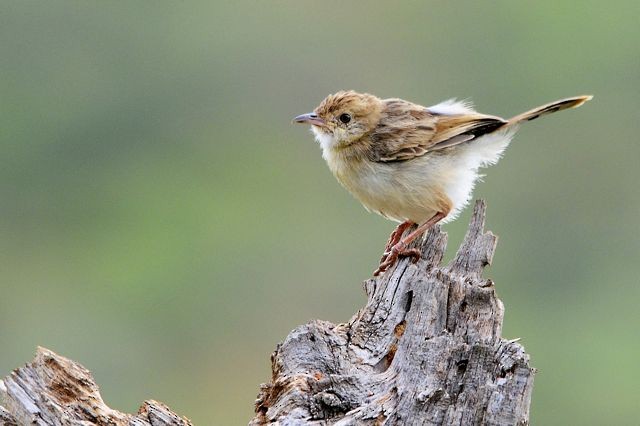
[374,211,447,276]
[381,221,414,258]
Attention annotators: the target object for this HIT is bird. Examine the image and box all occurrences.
[293,91,592,276]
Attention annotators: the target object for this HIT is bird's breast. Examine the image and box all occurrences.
[323,149,446,223]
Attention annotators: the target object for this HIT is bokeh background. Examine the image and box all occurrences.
[1,1,638,424]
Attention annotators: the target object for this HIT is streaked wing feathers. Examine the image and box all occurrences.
[372,99,507,163]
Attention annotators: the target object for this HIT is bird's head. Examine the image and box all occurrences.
[294,91,383,151]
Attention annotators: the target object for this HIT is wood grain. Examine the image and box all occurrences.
[251,200,534,425]
[0,347,190,426]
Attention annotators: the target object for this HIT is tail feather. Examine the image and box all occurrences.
[508,95,593,125]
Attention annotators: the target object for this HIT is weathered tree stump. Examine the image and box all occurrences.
[252,200,534,425]
[0,200,533,425]
[0,347,190,426]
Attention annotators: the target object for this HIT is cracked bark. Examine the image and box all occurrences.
[251,200,535,425]
[0,347,191,426]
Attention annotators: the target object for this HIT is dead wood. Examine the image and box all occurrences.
[0,347,191,426]
[251,200,534,425]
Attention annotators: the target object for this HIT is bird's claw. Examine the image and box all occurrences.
[383,228,403,253]
[374,245,421,276]
[403,248,421,263]
[383,221,415,253]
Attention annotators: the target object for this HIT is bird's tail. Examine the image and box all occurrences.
[507,95,593,125]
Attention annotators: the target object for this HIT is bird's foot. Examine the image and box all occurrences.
[374,243,421,276]
[381,221,413,258]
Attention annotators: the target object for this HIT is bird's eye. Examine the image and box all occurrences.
[339,113,351,124]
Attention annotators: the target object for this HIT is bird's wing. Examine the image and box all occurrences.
[371,99,507,163]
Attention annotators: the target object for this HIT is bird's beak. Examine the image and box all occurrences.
[293,112,325,127]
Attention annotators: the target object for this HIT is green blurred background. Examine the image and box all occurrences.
[1,1,638,424]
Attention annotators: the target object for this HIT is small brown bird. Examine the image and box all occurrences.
[294,91,591,276]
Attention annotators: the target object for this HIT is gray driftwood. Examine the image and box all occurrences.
[0,347,191,426]
[252,200,534,425]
